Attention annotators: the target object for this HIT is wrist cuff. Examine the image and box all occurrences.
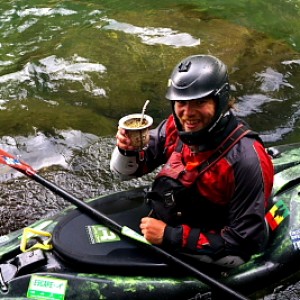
[118,147,138,156]
[163,225,183,249]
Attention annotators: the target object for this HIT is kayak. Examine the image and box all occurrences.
[1,143,300,299]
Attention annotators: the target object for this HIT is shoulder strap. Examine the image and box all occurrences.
[175,138,184,152]
[172,124,255,175]
[197,124,251,175]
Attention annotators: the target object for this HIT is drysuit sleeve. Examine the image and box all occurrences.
[163,225,225,258]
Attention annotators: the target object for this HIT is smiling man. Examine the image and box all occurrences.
[175,98,216,132]
[110,55,274,267]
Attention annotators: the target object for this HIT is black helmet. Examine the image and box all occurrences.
[166,55,230,145]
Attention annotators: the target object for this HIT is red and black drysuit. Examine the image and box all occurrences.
[128,112,274,261]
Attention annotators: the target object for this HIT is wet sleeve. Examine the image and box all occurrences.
[221,142,273,257]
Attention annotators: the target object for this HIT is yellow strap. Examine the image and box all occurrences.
[20,227,53,252]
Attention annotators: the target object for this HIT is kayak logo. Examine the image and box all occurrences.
[265,199,290,231]
[86,225,121,244]
[27,275,67,300]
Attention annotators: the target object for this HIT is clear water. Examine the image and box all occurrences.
[1,1,300,298]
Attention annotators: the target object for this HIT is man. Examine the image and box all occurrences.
[110,55,274,267]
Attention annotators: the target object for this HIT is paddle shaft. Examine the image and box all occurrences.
[32,173,123,233]
[32,173,248,300]
[0,149,249,300]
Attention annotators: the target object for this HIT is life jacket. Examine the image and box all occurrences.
[146,123,260,228]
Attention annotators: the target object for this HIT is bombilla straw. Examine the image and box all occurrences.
[140,99,150,125]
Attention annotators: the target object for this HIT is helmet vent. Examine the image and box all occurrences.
[178,61,191,72]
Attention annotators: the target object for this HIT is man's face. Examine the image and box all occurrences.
[174,98,216,132]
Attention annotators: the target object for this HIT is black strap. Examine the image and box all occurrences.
[175,137,183,152]
[174,124,252,175]
[186,228,202,250]
[204,232,225,253]
[197,124,251,175]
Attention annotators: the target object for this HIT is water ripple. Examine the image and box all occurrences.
[255,67,294,92]
[101,18,200,48]
[0,54,107,103]
[16,7,77,18]
[236,94,283,117]
[0,129,99,181]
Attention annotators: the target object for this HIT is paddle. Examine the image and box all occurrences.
[0,148,249,300]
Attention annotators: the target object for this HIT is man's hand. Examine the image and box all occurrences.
[116,127,135,151]
[140,217,167,245]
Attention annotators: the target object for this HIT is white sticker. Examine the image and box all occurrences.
[27,275,67,300]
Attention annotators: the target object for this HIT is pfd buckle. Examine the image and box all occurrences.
[164,191,175,207]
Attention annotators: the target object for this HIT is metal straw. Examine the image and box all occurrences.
[140,100,150,126]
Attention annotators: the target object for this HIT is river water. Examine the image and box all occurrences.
[1,0,300,298]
